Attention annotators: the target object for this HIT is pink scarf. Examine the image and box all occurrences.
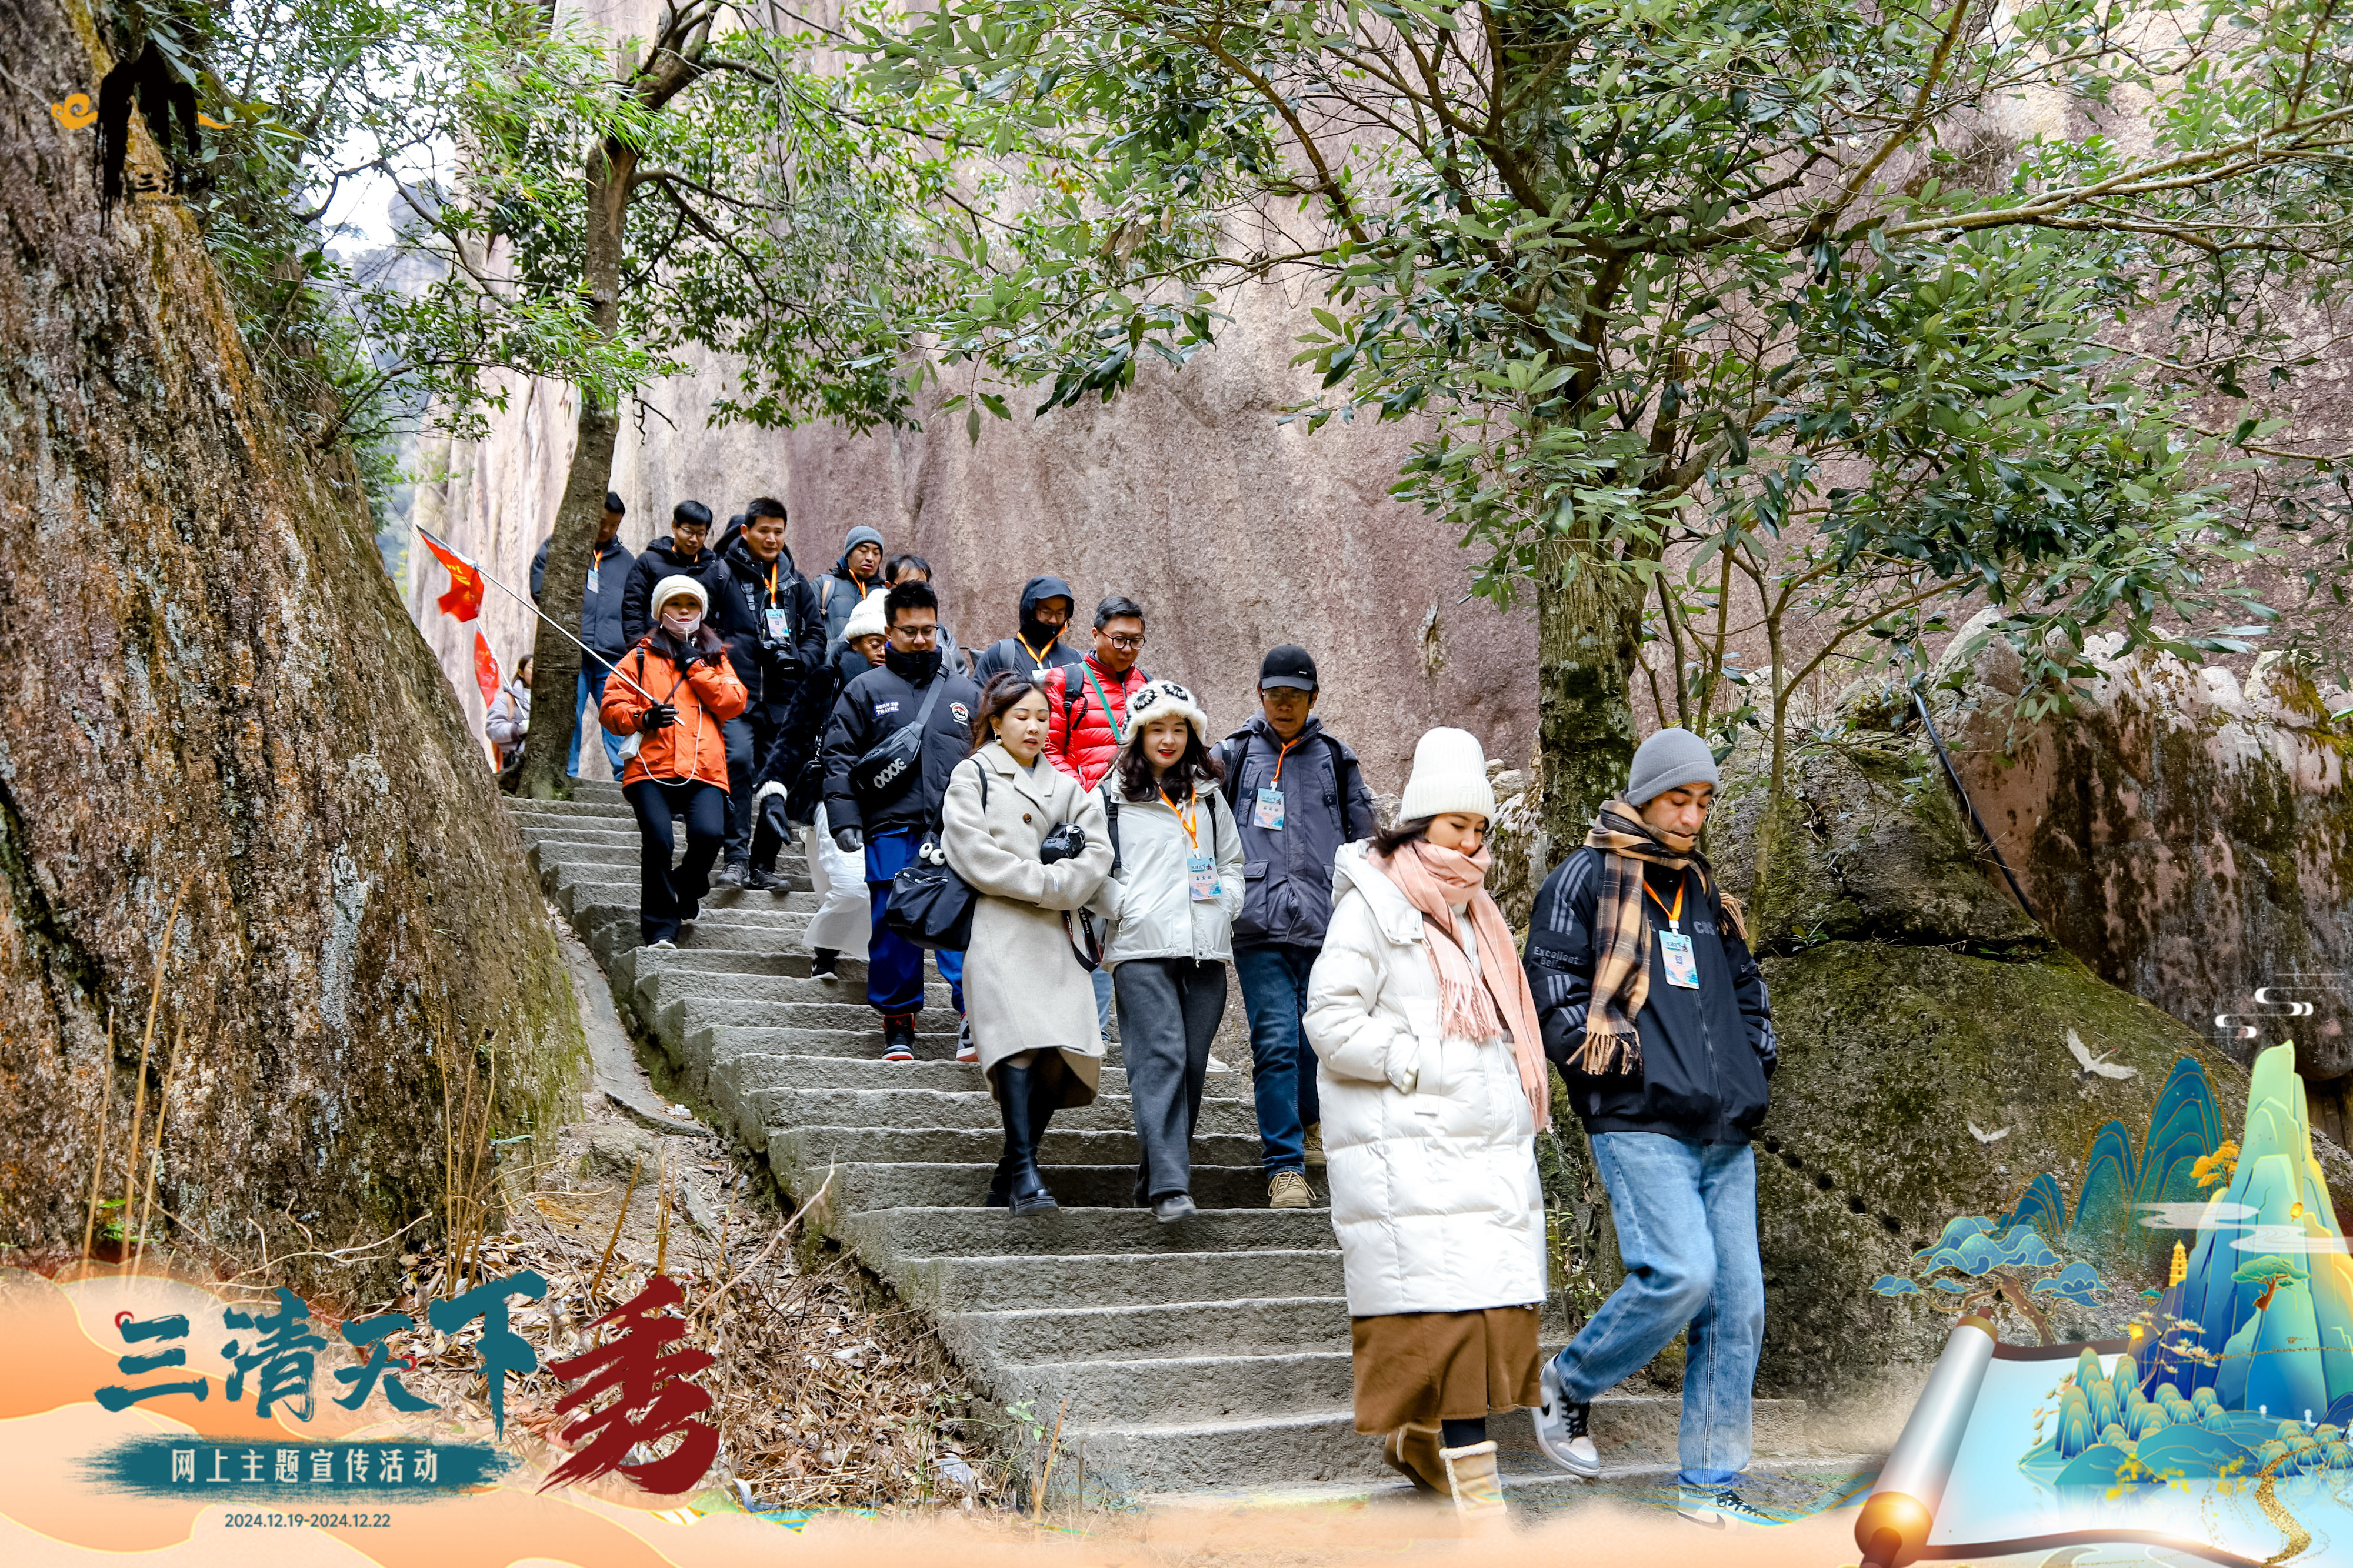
[1377,841,1551,1130]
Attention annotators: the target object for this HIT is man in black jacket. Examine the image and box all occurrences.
[706,496,825,882]
[1521,728,1779,1529]
[1210,645,1379,1209]
[621,500,719,648]
[819,579,981,1060]
[970,575,1083,689]
[530,489,635,776]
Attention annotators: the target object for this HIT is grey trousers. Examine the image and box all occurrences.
[1113,957,1228,1204]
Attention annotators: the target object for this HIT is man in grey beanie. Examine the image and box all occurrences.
[815,525,886,649]
[1519,726,1781,1529]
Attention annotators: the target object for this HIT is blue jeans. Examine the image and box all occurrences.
[570,665,627,775]
[1092,965,1114,1035]
[1551,1132,1763,1489]
[864,829,964,1016]
[1233,943,1322,1175]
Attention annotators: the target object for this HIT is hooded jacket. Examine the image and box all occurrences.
[1304,842,1547,1316]
[531,535,635,659]
[1041,655,1151,790]
[971,575,1086,690]
[485,676,531,766]
[1211,715,1380,949]
[1522,848,1777,1145]
[599,628,748,790]
[818,651,982,839]
[706,537,825,721]
[620,535,721,649]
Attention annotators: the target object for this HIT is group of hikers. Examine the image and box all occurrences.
[506,493,1782,1530]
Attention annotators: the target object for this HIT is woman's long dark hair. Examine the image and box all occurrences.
[1116,722,1224,802]
[971,670,1048,752]
[1372,816,1433,858]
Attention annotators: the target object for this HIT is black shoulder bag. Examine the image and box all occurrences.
[885,758,984,951]
[846,671,945,804]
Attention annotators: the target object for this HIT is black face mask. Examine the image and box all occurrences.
[1019,615,1064,647]
[885,646,941,682]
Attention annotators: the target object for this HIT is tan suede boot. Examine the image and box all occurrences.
[1302,1121,1327,1166]
[1438,1440,1506,1527]
[1381,1423,1451,1494]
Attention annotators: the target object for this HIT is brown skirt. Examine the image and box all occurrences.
[1350,1306,1542,1434]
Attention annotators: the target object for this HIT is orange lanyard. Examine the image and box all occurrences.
[1270,734,1303,786]
[1018,633,1054,669]
[764,562,779,606]
[1160,787,1200,850]
[1644,875,1685,933]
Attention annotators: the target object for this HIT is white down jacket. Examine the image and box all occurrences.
[1304,842,1546,1317]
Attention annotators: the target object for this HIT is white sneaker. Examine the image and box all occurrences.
[1531,1357,1602,1476]
[1676,1486,1779,1528]
[1206,1054,1232,1073]
[646,939,678,952]
[955,1015,978,1064]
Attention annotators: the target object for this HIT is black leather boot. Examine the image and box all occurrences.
[993,1061,1057,1216]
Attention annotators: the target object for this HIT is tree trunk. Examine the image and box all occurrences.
[514,142,634,799]
[1535,547,1646,852]
[0,13,583,1290]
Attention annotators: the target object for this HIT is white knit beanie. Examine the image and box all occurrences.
[650,574,708,616]
[842,588,888,642]
[1398,728,1497,823]
[1116,678,1209,752]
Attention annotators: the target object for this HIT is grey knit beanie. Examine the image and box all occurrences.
[844,525,884,553]
[1625,728,1719,806]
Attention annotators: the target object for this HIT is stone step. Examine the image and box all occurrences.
[703,1023,1082,1064]
[546,861,818,902]
[879,1249,1347,1313]
[533,836,814,878]
[1001,1350,1352,1425]
[842,1206,1335,1262]
[620,946,958,996]
[771,1125,1267,1175]
[831,1161,1301,1216]
[745,1085,1259,1140]
[711,1048,1228,1103]
[524,817,813,856]
[938,1296,1350,1366]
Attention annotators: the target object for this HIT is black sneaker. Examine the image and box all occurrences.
[744,863,774,892]
[810,948,840,982]
[716,860,752,889]
[882,1015,916,1062]
[1676,1486,1779,1528]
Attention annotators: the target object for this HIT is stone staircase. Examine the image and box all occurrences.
[512,782,1827,1502]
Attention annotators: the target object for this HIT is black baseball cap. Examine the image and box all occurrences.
[1259,645,1318,692]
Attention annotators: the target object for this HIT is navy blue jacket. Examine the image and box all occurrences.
[1211,716,1380,950]
[819,653,982,839]
[531,535,634,660]
[1523,849,1778,1145]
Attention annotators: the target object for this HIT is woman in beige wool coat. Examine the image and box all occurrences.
[941,671,1115,1215]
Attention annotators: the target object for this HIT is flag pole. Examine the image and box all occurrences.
[412,522,663,704]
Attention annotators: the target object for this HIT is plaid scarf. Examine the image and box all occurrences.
[1571,801,1749,1076]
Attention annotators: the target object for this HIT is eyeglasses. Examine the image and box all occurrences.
[892,625,941,643]
[1100,632,1146,650]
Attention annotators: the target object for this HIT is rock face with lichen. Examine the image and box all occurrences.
[0,10,581,1286]
[1932,611,2352,1076]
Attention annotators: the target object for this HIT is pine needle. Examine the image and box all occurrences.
[588,1157,644,1303]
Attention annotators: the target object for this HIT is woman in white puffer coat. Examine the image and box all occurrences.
[1304,727,1552,1524]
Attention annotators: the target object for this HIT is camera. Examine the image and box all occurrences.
[1039,823,1086,865]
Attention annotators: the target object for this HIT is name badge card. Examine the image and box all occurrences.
[764,607,790,640]
[1188,852,1221,901]
[1254,787,1285,830]
[1659,930,1700,989]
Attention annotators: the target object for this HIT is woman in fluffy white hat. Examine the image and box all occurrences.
[1303,727,1550,1524]
[1084,679,1245,1224]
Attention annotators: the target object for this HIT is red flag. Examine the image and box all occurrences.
[420,529,485,622]
[474,631,501,709]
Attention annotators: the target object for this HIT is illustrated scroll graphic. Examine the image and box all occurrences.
[1860,1042,2353,1567]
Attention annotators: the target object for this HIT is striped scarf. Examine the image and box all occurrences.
[1570,801,1749,1077]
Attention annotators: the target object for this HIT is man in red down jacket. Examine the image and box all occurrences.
[1041,595,1152,790]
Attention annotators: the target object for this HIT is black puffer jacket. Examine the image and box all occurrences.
[706,538,825,721]
[819,651,982,839]
[1522,848,1777,1145]
[621,535,721,649]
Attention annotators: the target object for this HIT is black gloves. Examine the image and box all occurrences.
[641,702,678,732]
[834,826,864,854]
